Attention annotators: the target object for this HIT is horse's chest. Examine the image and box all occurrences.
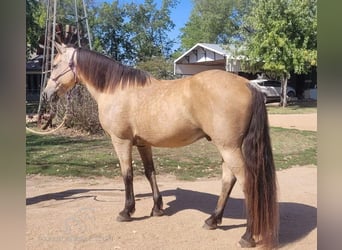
[98,103,132,136]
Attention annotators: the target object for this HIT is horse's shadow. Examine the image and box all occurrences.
[138,187,317,246]
[26,188,121,205]
[27,187,316,246]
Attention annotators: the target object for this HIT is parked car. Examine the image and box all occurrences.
[252,79,296,97]
[249,79,281,103]
[250,79,297,103]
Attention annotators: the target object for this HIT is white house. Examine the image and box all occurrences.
[174,43,246,76]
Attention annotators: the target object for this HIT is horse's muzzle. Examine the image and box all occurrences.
[42,79,60,103]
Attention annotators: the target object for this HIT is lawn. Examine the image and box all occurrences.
[266,100,317,114]
[26,127,317,180]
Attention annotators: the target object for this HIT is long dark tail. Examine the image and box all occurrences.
[243,84,279,249]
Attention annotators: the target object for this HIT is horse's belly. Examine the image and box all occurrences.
[136,128,206,148]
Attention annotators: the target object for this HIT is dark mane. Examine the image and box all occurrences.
[76,48,151,92]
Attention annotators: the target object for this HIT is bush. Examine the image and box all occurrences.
[56,85,103,134]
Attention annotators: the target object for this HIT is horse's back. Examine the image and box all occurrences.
[191,69,250,92]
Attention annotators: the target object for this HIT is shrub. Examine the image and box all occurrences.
[56,85,103,134]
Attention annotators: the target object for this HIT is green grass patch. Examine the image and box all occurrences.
[270,127,317,169]
[266,101,317,114]
[26,127,316,179]
[26,133,121,178]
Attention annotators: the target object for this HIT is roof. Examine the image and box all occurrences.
[174,43,244,64]
[26,55,43,71]
[174,43,224,64]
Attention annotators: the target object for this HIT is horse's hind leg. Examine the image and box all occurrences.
[203,146,256,246]
[218,147,256,248]
[137,145,164,216]
[203,156,236,230]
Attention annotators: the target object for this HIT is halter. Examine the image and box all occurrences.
[51,48,79,86]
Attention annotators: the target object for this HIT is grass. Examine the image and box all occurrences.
[266,100,317,114]
[270,127,317,169]
[26,127,317,180]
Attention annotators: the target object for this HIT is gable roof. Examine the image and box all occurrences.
[174,43,245,65]
[173,43,247,76]
[174,43,226,64]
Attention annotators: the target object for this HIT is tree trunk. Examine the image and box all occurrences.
[281,75,289,107]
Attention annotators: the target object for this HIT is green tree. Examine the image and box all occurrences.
[180,0,249,49]
[26,0,46,58]
[244,0,317,106]
[91,1,133,62]
[26,0,95,57]
[125,0,178,62]
[136,56,176,80]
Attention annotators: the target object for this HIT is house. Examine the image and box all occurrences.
[174,43,317,99]
[26,55,43,102]
[174,43,249,77]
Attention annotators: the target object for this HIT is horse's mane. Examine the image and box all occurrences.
[76,48,151,92]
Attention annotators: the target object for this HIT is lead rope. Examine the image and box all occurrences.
[26,115,68,135]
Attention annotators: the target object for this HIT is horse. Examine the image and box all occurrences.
[42,43,279,249]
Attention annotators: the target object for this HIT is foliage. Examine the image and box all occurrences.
[26,0,46,58]
[25,0,179,63]
[56,85,103,134]
[243,0,317,106]
[125,0,178,62]
[136,56,176,80]
[91,1,134,62]
[180,0,249,49]
[26,0,95,57]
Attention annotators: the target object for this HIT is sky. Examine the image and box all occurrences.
[94,0,193,51]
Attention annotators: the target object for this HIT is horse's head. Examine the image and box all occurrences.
[43,43,78,102]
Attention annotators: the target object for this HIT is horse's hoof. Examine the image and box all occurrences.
[202,223,217,230]
[150,208,164,217]
[237,237,256,248]
[116,213,132,222]
[203,217,218,230]
[202,221,217,230]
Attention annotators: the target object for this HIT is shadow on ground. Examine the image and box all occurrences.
[145,188,316,246]
[27,187,316,246]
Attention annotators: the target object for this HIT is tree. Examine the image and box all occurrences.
[26,0,46,58]
[180,0,249,49]
[26,0,95,58]
[91,1,134,62]
[136,56,176,80]
[243,0,317,106]
[125,0,178,62]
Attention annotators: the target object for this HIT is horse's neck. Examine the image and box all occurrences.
[78,76,102,103]
[78,72,161,105]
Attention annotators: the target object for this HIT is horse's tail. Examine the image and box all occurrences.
[242,84,279,249]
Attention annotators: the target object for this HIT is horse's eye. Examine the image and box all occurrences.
[52,64,57,69]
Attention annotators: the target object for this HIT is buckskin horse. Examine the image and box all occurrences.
[41,43,278,249]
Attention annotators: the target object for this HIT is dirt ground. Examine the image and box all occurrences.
[26,114,317,249]
[268,113,317,131]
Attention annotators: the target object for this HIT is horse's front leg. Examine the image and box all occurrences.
[111,138,135,222]
[137,145,164,216]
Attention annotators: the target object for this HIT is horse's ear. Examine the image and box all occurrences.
[54,42,66,54]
